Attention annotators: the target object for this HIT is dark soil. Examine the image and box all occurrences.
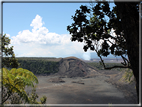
[26,57,138,105]
[96,68,137,104]
[104,70,137,104]
[29,68,138,105]
[48,77,65,83]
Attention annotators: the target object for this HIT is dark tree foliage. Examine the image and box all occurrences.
[2,34,19,68]
[18,59,59,75]
[67,2,140,103]
[67,4,129,68]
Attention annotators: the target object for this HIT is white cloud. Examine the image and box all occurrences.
[11,14,87,59]
[83,51,91,60]
[30,14,44,30]
[9,15,120,60]
[11,15,71,45]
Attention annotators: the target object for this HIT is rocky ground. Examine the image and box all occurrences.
[24,57,138,106]
[26,67,138,105]
[103,70,137,104]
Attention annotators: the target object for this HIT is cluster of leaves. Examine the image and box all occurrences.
[2,68,47,104]
[67,3,131,69]
[2,34,19,68]
[17,59,59,75]
[1,68,38,104]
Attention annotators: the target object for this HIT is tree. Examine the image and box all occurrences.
[1,68,38,104]
[1,34,47,104]
[67,2,140,103]
[1,68,47,104]
[1,34,19,68]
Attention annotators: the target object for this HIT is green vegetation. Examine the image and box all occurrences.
[1,34,19,68]
[1,34,47,104]
[87,62,104,70]
[17,58,59,75]
[28,87,47,104]
[2,68,38,103]
[1,68,47,104]
[87,62,123,71]
[119,68,134,84]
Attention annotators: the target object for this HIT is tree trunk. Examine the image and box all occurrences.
[115,2,139,103]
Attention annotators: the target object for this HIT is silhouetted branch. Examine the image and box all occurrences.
[98,53,132,70]
[104,65,132,70]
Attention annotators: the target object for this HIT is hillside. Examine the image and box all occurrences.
[19,57,137,104]
[17,57,125,77]
[17,57,94,77]
[57,57,90,77]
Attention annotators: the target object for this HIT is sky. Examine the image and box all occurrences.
[2,2,117,60]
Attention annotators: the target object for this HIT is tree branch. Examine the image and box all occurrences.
[2,87,12,104]
[104,65,132,70]
[98,55,106,68]
[96,52,132,70]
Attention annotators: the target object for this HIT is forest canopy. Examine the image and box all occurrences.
[17,58,59,75]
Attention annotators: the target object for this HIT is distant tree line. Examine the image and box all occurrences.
[87,62,123,71]
[17,58,59,75]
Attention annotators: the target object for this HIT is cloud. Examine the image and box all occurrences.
[10,14,87,59]
[11,15,71,45]
[10,15,119,60]
[82,51,91,60]
[10,14,121,60]
[30,14,44,30]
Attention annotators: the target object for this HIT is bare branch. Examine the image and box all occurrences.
[98,55,106,68]
[104,65,132,70]
[121,55,127,66]
[96,51,132,70]
[2,87,12,104]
